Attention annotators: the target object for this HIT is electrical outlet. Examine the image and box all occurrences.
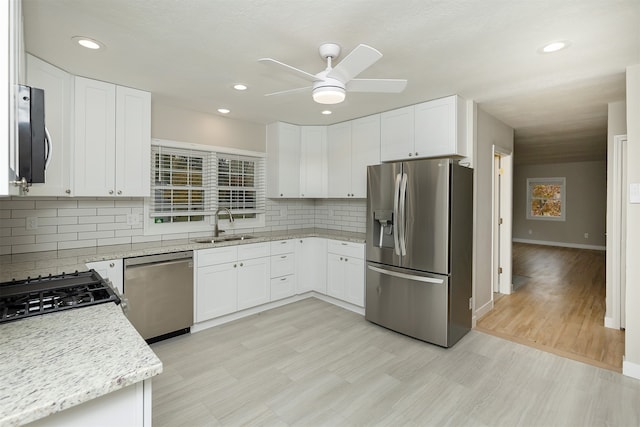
[528,229,533,235]
[26,217,38,230]
[584,232,589,239]
[126,213,140,226]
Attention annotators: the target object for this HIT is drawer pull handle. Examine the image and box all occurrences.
[240,262,244,267]
[109,263,115,268]
[281,255,287,259]
[281,241,287,244]
[280,277,287,281]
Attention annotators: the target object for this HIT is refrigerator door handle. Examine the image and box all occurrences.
[393,173,402,256]
[367,265,445,284]
[399,172,408,256]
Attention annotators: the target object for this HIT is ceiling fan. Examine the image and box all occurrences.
[259,43,408,105]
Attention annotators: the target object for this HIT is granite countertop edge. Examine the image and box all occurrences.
[0,303,163,427]
[0,228,366,282]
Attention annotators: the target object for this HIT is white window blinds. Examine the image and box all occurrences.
[216,154,266,219]
[149,145,265,224]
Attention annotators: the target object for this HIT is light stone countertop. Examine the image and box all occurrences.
[0,228,366,282]
[0,302,163,427]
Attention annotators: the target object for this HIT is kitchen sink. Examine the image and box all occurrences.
[192,235,255,244]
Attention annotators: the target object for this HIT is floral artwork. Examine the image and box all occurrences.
[530,183,563,218]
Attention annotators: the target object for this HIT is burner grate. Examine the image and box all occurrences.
[0,270,120,323]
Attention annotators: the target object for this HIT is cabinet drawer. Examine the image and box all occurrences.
[327,240,365,259]
[270,275,296,301]
[197,246,238,267]
[238,242,270,260]
[271,253,295,278]
[270,239,295,255]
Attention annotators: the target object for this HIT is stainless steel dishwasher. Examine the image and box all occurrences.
[124,251,193,342]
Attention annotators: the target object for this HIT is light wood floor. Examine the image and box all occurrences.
[477,242,624,372]
[151,298,640,426]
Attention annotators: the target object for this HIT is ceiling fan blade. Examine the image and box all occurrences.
[346,79,408,93]
[259,58,319,82]
[264,86,312,97]
[327,44,382,82]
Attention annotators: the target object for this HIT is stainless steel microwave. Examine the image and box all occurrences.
[16,84,50,185]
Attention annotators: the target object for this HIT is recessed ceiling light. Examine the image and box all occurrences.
[539,40,569,54]
[218,108,230,114]
[72,36,104,50]
[233,84,248,91]
[321,110,332,115]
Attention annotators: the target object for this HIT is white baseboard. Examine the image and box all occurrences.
[474,298,494,324]
[623,358,640,380]
[512,238,605,251]
[604,316,620,330]
[191,292,364,333]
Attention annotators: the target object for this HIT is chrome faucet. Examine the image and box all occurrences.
[213,208,234,237]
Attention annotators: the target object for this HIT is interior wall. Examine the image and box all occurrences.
[624,64,640,376]
[606,100,627,327]
[474,107,514,317]
[151,102,266,152]
[513,161,607,248]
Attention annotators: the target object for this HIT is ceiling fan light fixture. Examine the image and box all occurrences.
[312,86,346,104]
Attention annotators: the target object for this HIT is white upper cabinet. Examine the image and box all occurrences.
[381,95,467,161]
[327,121,352,198]
[380,106,414,162]
[327,115,380,198]
[299,126,327,198]
[73,76,150,197]
[414,95,467,159]
[350,114,380,197]
[26,54,73,196]
[266,122,301,198]
[115,86,151,196]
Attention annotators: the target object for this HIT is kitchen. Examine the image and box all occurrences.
[3,0,640,425]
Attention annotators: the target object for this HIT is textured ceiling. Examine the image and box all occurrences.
[22,0,639,164]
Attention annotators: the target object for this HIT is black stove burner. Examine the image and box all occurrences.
[0,270,120,323]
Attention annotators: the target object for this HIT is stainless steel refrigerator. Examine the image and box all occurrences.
[365,158,473,347]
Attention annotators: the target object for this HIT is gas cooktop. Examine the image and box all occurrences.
[0,270,120,323]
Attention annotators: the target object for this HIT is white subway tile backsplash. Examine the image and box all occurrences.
[57,208,97,217]
[78,216,116,224]
[78,231,114,240]
[0,196,367,253]
[77,200,116,208]
[36,233,78,243]
[58,224,97,233]
[35,200,78,209]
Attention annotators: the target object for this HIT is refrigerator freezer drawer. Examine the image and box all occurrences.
[365,262,449,347]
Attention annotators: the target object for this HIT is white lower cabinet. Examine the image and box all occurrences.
[270,240,296,301]
[237,256,270,310]
[326,240,365,307]
[295,238,327,294]
[86,259,123,294]
[196,261,238,322]
[195,243,270,323]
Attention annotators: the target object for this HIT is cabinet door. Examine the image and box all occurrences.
[344,257,365,307]
[266,122,300,198]
[300,126,327,198]
[351,114,381,197]
[327,121,352,198]
[115,86,150,197]
[73,77,116,196]
[26,55,73,197]
[86,259,123,294]
[196,262,237,322]
[327,253,346,300]
[380,106,415,162]
[237,257,270,310]
[296,238,327,294]
[414,95,466,158]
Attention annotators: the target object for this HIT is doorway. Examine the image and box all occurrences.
[491,146,513,296]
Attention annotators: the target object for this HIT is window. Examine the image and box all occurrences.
[216,154,263,220]
[526,177,566,221]
[146,142,265,234]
